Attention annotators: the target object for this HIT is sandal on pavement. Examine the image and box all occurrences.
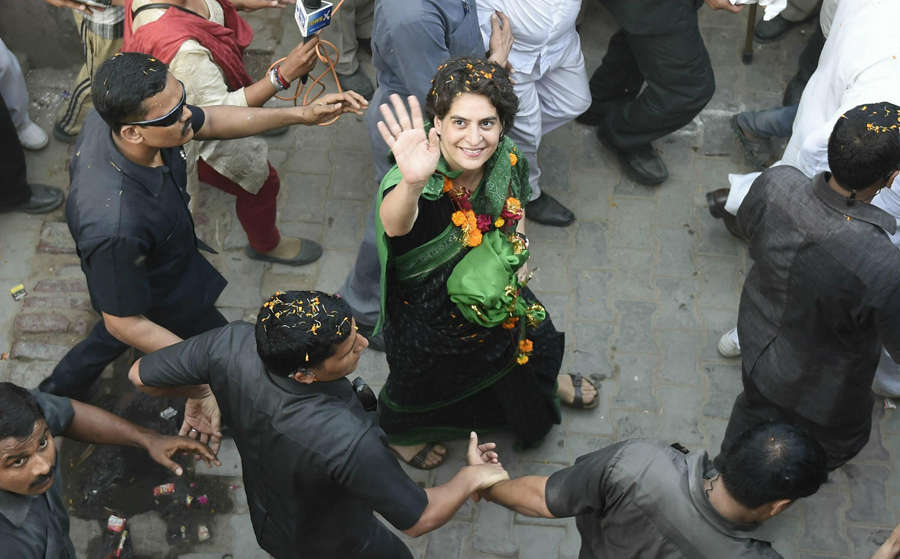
[560,373,600,409]
[391,442,446,470]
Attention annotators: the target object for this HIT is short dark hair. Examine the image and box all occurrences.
[828,102,900,190]
[425,57,518,135]
[92,52,169,134]
[719,423,828,509]
[0,383,45,441]
[255,291,355,376]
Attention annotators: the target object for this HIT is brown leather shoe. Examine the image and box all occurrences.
[706,189,747,241]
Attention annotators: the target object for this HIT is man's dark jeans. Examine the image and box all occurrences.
[0,93,30,210]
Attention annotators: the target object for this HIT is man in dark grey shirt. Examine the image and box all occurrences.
[0,382,216,558]
[719,102,900,469]
[479,423,831,558]
[130,290,508,558]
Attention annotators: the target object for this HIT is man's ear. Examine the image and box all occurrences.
[290,370,317,384]
[766,499,793,518]
[118,124,144,144]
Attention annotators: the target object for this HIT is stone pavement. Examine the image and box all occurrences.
[0,3,898,558]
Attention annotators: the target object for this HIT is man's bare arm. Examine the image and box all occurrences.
[102,312,181,354]
[483,476,555,518]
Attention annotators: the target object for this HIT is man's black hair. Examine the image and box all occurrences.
[719,423,828,509]
[92,52,169,134]
[0,383,46,440]
[828,102,900,190]
[255,291,355,376]
[425,57,519,135]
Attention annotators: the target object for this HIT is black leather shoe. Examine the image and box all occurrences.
[244,238,323,266]
[753,15,796,43]
[356,322,385,352]
[731,114,773,169]
[598,127,668,185]
[2,184,65,215]
[525,192,575,227]
[38,376,92,401]
[706,188,747,241]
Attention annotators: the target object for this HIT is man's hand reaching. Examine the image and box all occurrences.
[300,91,369,124]
[232,0,293,11]
[466,431,500,465]
[43,0,103,15]
[143,432,221,476]
[487,10,514,70]
[180,390,222,456]
[705,0,744,13]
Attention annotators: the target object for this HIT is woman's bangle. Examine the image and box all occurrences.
[515,232,529,249]
[268,68,288,91]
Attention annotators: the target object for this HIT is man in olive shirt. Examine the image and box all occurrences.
[481,424,830,558]
[0,382,216,558]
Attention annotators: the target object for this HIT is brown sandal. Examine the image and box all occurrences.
[560,373,600,409]
[391,442,446,470]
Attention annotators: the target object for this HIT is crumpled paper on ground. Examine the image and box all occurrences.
[730,0,788,21]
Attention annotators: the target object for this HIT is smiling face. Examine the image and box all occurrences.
[433,93,502,174]
[0,419,56,496]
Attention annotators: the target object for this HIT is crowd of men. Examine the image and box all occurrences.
[1,0,900,557]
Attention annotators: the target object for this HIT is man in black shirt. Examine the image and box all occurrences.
[0,382,217,558]
[129,290,509,558]
[478,424,837,559]
[720,102,900,469]
[38,53,366,399]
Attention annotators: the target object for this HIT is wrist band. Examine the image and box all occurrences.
[269,68,288,91]
[275,66,291,89]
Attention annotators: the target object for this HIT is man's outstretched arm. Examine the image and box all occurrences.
[65,399,220,475]
[482,476,555,518]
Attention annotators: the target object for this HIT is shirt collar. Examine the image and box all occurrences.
[263,369,355,402]
[686,451,760,537]
[102,129,171,197]
[812,172,897,235]
[0,488,42,528]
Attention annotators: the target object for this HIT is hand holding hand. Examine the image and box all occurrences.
[376,94,441,188]
[300,91,368,124]
[280,36,320,82]
[872,524,900,559]
[466,431,500,465]
[704,0,744,13]
[179,391,222,456]
[487,10,513,69]
[143,432,221,476]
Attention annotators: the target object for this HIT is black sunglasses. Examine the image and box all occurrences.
[122,80,187,127]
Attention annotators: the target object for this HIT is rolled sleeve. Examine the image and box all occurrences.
[80,235,153,317]
[334,427,427,530]
[30,392,75,437]
[545,441,627,518]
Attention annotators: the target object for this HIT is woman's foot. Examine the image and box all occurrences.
[390,442,447,470]
[557,373,599,409]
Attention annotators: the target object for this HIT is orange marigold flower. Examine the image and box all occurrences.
[494,217,505,228]
[519,339,533,353]
[501,317,519,329]
[509,152,518,166]
[452,211,466,227]
[506,197,522,212]
[467,229,483,247]
[443,176,453,193]
[466,210,478,228]
[516,354,529,365]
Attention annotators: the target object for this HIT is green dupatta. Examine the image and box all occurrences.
[373,135,530,333]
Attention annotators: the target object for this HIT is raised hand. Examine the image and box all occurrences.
[377,94,441,188]
[143,432,221,475]
[487,10,514,69]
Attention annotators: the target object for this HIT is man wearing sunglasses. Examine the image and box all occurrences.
[37,52,367,401]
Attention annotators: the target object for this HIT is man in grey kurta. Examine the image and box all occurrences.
[478,423,830,558]
[719,103,900,469]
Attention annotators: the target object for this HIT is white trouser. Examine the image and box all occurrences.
[0,38,31,131]
[506,35,590,200]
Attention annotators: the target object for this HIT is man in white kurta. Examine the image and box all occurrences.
[476,0,590,227]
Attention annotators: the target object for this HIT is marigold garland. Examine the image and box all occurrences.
[509,152,518,166]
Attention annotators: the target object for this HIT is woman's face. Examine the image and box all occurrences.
[433,93,502,174]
